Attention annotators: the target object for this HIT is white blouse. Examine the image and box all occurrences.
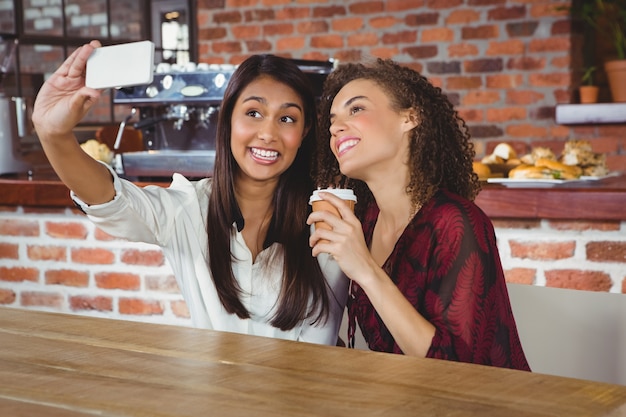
[72,168,348,345]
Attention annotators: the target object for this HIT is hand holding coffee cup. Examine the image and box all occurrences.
[309,188,357,245]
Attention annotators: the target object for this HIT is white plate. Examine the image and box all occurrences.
[487,172,618,188]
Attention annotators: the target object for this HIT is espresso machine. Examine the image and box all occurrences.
[0,37,30,175]
[113,58,334,180]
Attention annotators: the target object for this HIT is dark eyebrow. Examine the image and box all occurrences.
[329,95,368,120]
[242,96,303,113]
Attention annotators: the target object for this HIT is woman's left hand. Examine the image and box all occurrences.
[307,192,376,282]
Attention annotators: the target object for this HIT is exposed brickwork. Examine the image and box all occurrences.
[193,0,626,170]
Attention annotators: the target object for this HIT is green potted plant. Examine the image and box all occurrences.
[561,0,626,102]
[579,65,600,103]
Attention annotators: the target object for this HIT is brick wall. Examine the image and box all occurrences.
[197,0,626,171]
[0,206,624,325]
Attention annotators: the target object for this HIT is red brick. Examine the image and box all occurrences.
[95,272,140,290]
[0,243,18,259]
[504,268,535,285]
[381,30,417,45]
[332,17,363,32]
[548,221,621,232]
[334,50,363,62]
[457,108,484,123]
[263,23,293,37]
[446,9,480,24]
[246,40,272,52]
[349,1,384,14]
[121,249,164,266]
[146,274,181,294]
[506,90,545,105]
[0,288,16,304]
[348,32,378,47]
[586,242,626,263]
[171,300,191,318]
[422,28,454,43]
[27,245,67,262]
[244,9,275,22]
[71,248,115,265]
[21,291,64,308]
[486,40,525,56]
[0,267,39,282]
[213,11,242,24]
[507,56,546,71]
[462,25,499,40]
[212,41,242,54]
[45,221,88,239]
[486,74,523,89]
[428,0,463,8]
[506,124,549,138]
[488,6,525,20]
[0,219,39,237]
[297,20,329,34]
[275,8,310,20]
[312,5,346,18]
[310,35,343,48]
[545,270,613,292]
[462,90,501,106]
[448,43,479,57]
[369,16,400,29]
[370,47,399,59]
[276,37,305,51]
[387,0,426,11]
[529,38,570,53]
[447,76,483,90]
[464,58,503,73]
[509,241,576,261]
[404,45,438,59]
[486,107,527,123]
[119,298,164,315]
[198,27,228,41]
[69,295,113,312]
[45,269,89,287]
[232,24,261,39]
[622,277,626,294]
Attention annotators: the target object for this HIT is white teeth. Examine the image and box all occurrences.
[251,147,278,160]
[338,139,359,154]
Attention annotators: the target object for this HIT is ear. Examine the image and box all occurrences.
[401,108,419,133]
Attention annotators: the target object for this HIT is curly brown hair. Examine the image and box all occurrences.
[314,58,481,218]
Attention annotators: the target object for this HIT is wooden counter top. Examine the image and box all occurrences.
[1,306,625,417]
[1,171,625,220]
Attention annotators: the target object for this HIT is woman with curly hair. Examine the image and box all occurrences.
[308,58,530,370]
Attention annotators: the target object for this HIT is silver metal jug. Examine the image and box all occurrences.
[0,93,30,175]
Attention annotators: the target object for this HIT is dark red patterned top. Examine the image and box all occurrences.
[347,190,531,371]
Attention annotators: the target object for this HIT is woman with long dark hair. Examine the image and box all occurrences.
[32,40,348,344]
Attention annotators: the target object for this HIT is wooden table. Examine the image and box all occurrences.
[1,307,625,416]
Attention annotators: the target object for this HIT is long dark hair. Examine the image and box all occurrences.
[314,58,481,218]
[207,54,329,330]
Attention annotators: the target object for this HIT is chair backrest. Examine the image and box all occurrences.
[507,283,626,385]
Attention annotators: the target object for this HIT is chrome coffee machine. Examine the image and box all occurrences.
[0,37,30,175]
[113,58,334,180]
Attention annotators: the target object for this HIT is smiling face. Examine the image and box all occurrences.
[328,78,417,182]
[230,75,306,186]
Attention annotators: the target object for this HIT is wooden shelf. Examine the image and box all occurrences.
[555,102,626,124]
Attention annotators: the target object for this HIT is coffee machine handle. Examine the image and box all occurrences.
[13,97,26,138]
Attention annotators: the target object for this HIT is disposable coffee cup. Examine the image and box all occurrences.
[309,188,356,243]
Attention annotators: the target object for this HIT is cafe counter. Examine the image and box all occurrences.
[1,171,625,220]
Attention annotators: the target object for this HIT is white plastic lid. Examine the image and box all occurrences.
[309,188,357,204]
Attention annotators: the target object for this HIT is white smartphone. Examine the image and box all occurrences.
[85,40,155,89]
